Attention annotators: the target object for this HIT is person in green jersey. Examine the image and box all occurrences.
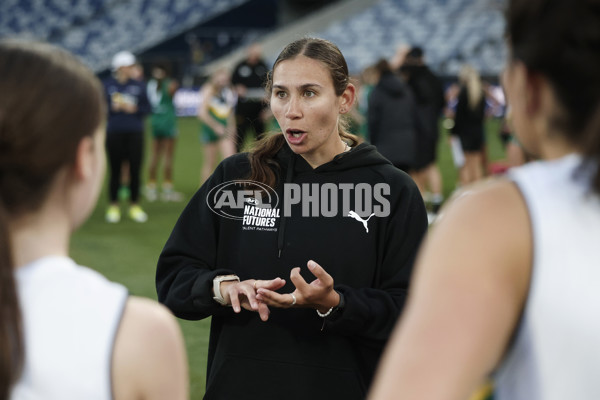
[146,64,182,201]
[198,67,236,183]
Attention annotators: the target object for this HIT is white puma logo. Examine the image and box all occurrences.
[348,210,375,233]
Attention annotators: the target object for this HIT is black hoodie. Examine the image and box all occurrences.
[156,142,428,399]
[368,71,419,168]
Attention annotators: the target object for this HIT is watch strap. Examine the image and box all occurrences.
[212,274,240,306]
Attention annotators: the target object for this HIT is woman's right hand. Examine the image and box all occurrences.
[221,278,286,321]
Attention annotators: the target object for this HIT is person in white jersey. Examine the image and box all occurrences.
[368,0,600,399]
[0,40,188,400]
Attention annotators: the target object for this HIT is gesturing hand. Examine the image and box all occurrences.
[256,260,340,313]
[221,277,285,321]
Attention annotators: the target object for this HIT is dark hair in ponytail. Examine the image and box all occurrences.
[0,39,105,397]
[506,0,600,193]
[248,37,362,188]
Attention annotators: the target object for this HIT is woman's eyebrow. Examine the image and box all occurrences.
[272,83,323,90]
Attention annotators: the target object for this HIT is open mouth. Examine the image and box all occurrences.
[286,129,306,144]
[287,129,305,137]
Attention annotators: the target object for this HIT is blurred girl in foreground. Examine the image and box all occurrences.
[0,40,187,400]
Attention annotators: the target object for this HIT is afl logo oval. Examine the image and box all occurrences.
[206,180,279,220]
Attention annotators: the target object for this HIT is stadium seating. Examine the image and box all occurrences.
[0,0,250,72]
[0,0,107,41]
[317,0,506,76]
[1,0,505,77]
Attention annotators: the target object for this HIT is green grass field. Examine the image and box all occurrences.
[70,116,505,399]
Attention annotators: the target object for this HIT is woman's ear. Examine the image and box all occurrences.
[72,136,95,181]
[340,83,356,114]
[523,67,550,118]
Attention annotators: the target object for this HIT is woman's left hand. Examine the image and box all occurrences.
[256,260,340,313]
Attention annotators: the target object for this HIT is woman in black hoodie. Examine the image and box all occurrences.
[156,38,428,400]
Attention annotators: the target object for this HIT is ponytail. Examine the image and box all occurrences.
[0,198,23,399]
[248,132,286,189]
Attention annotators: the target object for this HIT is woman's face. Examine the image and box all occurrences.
[213,70,230,89]
[270,55,352,168]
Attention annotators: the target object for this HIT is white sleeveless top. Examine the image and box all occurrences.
[11,256,128,400]
[495,154,600,399]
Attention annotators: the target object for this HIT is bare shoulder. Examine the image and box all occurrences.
[112,297,188,400]
[120,296,181,336]
[436,177,529,244]
[415,176,532,295]
[440,177,526,221]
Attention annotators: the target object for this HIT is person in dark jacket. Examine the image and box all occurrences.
[368,59,419,173]
[400,47,446,216]
[156,38,428,400]
[103,51,151,223]
[231,43,269,151]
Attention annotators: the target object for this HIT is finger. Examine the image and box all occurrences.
[255,277,286,291]
[289,267,310,292]
[257,302,270,321]
[256,289,297,308]
[229,289,242,313]
[240,284,259,310]
[307,260,333,287]
[255,288,280,305]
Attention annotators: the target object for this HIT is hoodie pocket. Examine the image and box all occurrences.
[204,354,366,400]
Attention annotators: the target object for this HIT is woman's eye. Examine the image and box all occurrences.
[304,90,315,97]
[276,91,287,99]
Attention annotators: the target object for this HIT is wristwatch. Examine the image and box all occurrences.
[212,275,240,306]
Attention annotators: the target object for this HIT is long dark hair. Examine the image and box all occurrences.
[506,0,600,193]
[0,39,105,397]
[248,38,362,188]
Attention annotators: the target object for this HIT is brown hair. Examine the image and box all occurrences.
[506,0,600,193]
[0,39,106,397]
[249,37,362,188]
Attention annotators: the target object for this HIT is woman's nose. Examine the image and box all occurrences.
[285,96,302,119]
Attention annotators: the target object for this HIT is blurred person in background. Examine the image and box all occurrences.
[451,64,487,186]
[369,0,600,399]
[389,43,410,71]
[231,43,269,151]
[0,39,187,400]
[103,50,150,223]
[146,63,183,202]
[118,60,146,201]
[157,37,427,399]
[368,58,419,174]
[400,47,446,219]
[356,65,379,141]
[198,67,236,184]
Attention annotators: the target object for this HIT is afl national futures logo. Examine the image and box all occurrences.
[207,180,391,233]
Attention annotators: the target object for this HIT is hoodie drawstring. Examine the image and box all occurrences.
[277,154,295,258]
